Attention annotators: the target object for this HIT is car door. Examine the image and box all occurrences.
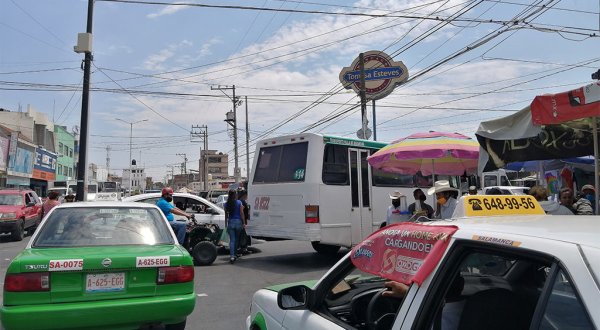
[398,238,596,330]
[23,193,36,226]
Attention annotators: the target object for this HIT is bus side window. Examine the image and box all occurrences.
[322,144,349,185]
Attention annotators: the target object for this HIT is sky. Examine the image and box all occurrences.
[1,0,599,182]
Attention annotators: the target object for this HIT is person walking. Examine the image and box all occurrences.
[408,188,434,218]
[428,180,459,220]
[236,188,251,255]
[225,189,245,264]
[41,191,61,219]
[155,187,192,245]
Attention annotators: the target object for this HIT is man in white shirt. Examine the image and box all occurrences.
[386,190,409,225]
[427,180,459,220]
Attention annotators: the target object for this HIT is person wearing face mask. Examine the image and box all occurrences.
[573,185,595,215]
[386,191,408,226]
[156,187,192,245]
[408,188,434,218]
[427,180,459,220]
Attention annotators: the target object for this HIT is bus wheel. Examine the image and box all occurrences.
[311,242,340,255]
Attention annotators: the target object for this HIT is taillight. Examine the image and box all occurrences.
[305,205,319,223]
[157,266,194,285]
[5,272,50,292]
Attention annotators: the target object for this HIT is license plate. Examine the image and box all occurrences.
[85,273,125,293]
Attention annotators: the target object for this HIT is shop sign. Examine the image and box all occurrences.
[0,136,8,170]
[33,148,57,181]
[7,147,34,177]
[339,51,409,101]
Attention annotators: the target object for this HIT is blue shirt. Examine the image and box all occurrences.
[156,198,175,221]
[227,200,243,221]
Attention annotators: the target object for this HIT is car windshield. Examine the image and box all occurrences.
[0,194,23,206]
[33,207,174,247]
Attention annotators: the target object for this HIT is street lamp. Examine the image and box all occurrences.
[116,118,148,195]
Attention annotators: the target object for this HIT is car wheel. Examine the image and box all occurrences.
[311,242,340,255]
[12,219,24,241]
[165,319,186,330]
[192,241,218,266]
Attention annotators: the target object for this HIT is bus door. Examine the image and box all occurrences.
[349,148,373,244]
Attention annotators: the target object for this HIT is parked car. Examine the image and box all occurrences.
[483,185,530,195]
[0,202,195,330]
[123,192,225,228]
[246,195,599,330]
[0,188,42,241]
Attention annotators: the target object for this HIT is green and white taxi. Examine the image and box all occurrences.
[1,202,195,330]
[246,195,599,330]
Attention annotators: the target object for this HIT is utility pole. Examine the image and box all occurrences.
[74,0,94,201]
[212,85,240,183]
[245,96,250,182]
[105,145,111,180]
[167,165,174,187]
[191,125,208,191]
[176,153,188,186]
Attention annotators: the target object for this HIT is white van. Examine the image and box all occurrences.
[247,133,464,254]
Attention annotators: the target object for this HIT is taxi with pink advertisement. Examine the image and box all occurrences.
[1,202,195,330]
[246,195,599,330]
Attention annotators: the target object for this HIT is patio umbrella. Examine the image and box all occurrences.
[367,131,480,176]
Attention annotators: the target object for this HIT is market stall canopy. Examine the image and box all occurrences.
[476,103,597,173]
[367,131,479,176]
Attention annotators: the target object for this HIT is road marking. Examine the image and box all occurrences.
[197,293,208,297]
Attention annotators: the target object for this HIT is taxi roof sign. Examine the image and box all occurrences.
[455,195,545,217]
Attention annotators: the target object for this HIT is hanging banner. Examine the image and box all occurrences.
[350,223,457,285]
[531,82,600,125]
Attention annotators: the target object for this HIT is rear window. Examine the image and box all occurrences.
[253,142,308,184]
[0,194,23,206]
[33,207,174,247]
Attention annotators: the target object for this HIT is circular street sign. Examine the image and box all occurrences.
[339,51,409,101]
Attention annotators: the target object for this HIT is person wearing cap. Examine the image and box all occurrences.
[408,188,434,218]
[386,191,407,226]
[529,186,573,215]
[573,184,595,215]
[156,187,192,245]
[428,180,459,220]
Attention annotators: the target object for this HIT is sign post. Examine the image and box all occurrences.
[340,51,408,140]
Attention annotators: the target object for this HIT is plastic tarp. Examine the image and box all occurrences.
[476,106,595,173]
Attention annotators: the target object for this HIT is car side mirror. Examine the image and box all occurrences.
[277,285,311,310]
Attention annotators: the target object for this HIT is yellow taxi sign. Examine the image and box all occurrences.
[462,195,545,217]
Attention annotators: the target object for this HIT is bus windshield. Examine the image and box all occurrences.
[253,142,308,184]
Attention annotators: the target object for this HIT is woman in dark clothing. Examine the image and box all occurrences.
[225,189,245,263]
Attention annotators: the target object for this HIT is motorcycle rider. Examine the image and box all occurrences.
[156,187,192,245]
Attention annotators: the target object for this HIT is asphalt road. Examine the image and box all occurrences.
[0,236,348,330]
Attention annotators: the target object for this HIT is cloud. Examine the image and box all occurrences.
[147,2,189,19]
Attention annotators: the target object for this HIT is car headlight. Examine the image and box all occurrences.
[1,213,17,219]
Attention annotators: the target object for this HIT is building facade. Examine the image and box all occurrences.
[54,125,76,181]
[122,162,146,194]
[199,150,229,180]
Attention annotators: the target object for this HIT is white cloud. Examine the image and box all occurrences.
[147,2,189,19]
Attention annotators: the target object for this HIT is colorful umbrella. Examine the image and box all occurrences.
[367,131,479,176]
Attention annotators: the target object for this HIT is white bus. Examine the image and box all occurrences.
[246,133,464,254]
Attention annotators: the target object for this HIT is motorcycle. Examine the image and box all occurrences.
[183,215,223,266]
